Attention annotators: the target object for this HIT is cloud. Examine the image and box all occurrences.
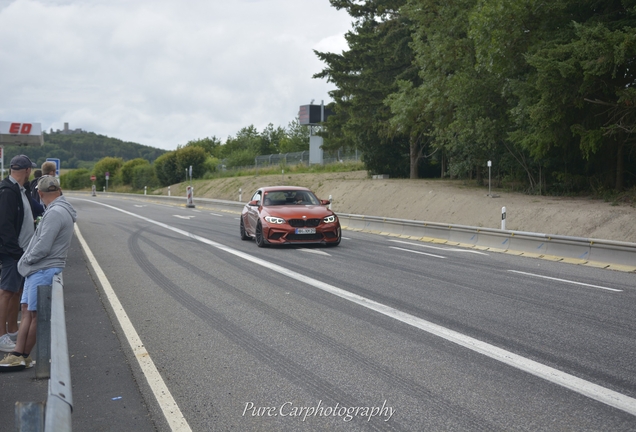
[0,0,351,150]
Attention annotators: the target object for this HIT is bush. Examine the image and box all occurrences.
[121,158,149,185]
[92,157,124,189]
[175,146,207,178]
[154,151,180,186]
[60,168,92,190]
[131,164,159,190]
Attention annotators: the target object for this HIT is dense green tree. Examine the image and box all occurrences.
[185,136,222,158]
[315,0,419,177]
[468,0,636,191]
[153,151,180,187]
[60,168,92,190]
[279,118,310,153]
[121,158,149,185]
[92,157,123,189]
[175,146,208,179]
[131,164,160,190]
[261,123,287,155]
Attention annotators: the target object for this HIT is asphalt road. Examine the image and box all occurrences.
[66,193,636,431]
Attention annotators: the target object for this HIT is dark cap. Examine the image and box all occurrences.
[37,175,61,192]
[10,155,37,170]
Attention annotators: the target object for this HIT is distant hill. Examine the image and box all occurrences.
[3,131,166,169]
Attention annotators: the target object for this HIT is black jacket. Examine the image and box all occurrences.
[0,177,29,259]
[24,182,45,218]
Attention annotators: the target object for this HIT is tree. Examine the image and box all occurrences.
[185,136,222,158]
[92,157,123,189]
[175,146,208,179]
[261,123,286,155]
[279,118,310,153]
[469,0,636,191]
[314,0,418,177]
[131,164,160,190]
[121,158,149,185]
[154,151,180,187]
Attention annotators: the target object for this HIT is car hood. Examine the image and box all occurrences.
[264,205,335,219]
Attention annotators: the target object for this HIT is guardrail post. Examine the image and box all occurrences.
[35,284,52,379]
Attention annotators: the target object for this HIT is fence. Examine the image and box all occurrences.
[217,149,362,173]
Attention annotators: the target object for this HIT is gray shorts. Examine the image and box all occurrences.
[0,254,24,293]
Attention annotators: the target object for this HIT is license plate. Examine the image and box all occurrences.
[295,228,316,234]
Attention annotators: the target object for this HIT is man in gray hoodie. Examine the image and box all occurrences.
[0,176,77,370]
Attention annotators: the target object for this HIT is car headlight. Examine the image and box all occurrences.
[323,215,337,223]
[264,216,286,224]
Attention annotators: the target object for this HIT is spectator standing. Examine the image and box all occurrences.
[41,161,56,178]
[29,169,43,202]
[0,176,76,370]
[0,155,36,352]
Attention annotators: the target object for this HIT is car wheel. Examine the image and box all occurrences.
[240,217,250,240]
[255,221,268,247]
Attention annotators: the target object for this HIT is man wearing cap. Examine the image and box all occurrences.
[0,155,36,352]
[0,176,76,370]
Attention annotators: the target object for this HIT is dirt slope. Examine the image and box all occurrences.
[164,171,636,243]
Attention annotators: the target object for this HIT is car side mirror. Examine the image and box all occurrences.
[249,200,260,206]
[320,199,330,206]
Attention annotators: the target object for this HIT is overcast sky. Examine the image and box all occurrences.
[0,0,352,150]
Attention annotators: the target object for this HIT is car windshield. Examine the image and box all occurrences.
[263,190,320,206]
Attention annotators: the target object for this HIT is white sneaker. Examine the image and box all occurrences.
[8,331,18,342]
[0,334,16,352]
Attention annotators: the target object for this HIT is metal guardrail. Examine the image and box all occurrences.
[73,191,636,270]
[16,273,72,431]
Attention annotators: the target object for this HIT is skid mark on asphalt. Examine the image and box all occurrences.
[73,199,636,418]
[128,227,403,432]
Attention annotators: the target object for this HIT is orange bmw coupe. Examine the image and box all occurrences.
[240,186,341,247]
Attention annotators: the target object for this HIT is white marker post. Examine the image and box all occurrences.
[487,160,492,197]
[186,186,195,208]
[144,186,147,196]
[239,188,242,202]
[328,194,332,210]
[501,206,506,230]
[168,186,171,197]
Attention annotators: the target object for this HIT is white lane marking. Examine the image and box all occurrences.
[342,237,351,240]
[174,215,194,220]
[389,239,489,255]
[300,249,331,256]
[210,212,223,217]
[193,209,201,213]
[390,246,446,259]
[72,198,636,417]
[74,225,192,432]
[508,270,622,292]
[134,205,145,208]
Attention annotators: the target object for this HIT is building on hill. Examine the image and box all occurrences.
[49,122,86,135]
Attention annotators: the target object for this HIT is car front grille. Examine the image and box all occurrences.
[288,219,321,227]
